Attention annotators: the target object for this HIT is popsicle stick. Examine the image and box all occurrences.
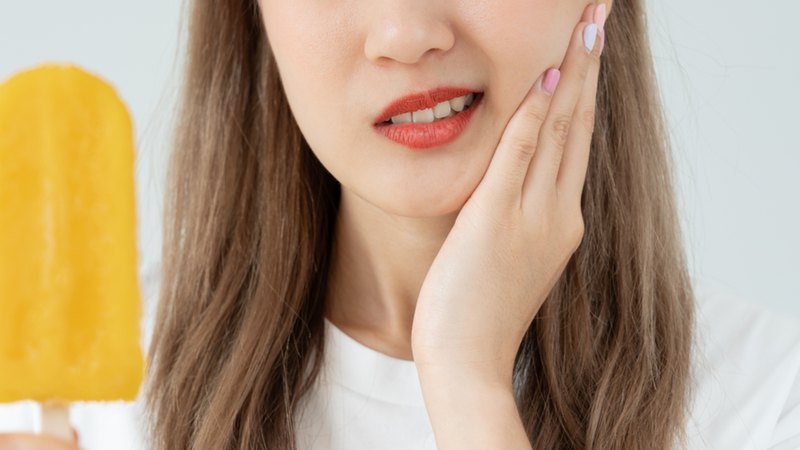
[40,401,73,442]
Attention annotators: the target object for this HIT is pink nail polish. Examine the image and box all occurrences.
[594,3,607,32]
[542,68,560,96]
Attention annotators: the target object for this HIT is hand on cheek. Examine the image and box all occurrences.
[412,1,608,386]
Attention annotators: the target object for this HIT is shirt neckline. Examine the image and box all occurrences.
[323,317,426,407]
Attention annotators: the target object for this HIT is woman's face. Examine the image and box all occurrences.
[258,0,586,217]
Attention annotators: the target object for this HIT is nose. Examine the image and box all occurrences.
[363,3,455,65]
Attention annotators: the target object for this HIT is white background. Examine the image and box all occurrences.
[1,0,799,447]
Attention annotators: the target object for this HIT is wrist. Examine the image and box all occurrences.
[415,355,515,391]
[416,375,530,450]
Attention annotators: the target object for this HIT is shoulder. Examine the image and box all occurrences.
[685,279,800,449]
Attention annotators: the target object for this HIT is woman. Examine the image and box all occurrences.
[2,0,799,449]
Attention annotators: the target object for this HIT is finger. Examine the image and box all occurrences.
[478,2,596,211]
[478,67,557,210]
[0,433,79,450]
[557,2,607,207]
[580,0,596,23]
[522,18,600,200]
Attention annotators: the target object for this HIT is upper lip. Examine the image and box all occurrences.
[373,87,481,125]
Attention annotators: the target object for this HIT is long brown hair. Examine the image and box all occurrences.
[144,0,696,448]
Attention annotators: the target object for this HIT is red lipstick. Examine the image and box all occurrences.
[373,89,483,150]
[373,87,477,125]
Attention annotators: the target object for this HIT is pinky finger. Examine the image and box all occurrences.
[556,27,604,207]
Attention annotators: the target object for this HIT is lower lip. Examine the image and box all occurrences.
[373,93,483,150]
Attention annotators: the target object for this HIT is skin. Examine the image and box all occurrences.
[0,430,79,450]
[260,0,610,360]
[260,0,612,447]
[415,5,610,446]
[1,1,610,447]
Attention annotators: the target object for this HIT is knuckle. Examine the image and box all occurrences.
[547,114,572,149]
[579,108,596,133]
[521,104,548,125]
[508,137,538,164]
[570,215,586,248]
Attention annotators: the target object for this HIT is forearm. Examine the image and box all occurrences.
[417,372,532,450]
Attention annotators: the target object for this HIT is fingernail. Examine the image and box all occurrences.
[542,68,560,96]
[594,3,607,32]
[583,23,598,52]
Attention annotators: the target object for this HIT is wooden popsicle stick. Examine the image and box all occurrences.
[40,400,73,442]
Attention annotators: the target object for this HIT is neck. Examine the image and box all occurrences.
[325,187,457,355]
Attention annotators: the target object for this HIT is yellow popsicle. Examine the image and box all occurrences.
[0,64,143,402]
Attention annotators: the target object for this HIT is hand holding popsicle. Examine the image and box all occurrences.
[0,427,80,450]
[0,64,144,443]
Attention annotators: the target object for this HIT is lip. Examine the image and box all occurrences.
[373,92,483,150]
[373,87,481,125]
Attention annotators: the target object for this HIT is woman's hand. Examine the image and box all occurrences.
[411,1,608,389]
[0,429,80,450]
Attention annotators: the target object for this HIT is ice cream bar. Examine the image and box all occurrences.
[0,64,144,403]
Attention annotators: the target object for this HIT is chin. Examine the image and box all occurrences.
[363,182,476,219]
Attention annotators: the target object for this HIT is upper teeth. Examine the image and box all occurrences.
[390,93,476,124]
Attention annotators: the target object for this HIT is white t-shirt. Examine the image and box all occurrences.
[2,263,799,450]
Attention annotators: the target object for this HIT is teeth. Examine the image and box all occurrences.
[449,96,465,112]
[390,111,412,124]
[412,108,435,123]
[388,93,477,124]
[433,101,451,119]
